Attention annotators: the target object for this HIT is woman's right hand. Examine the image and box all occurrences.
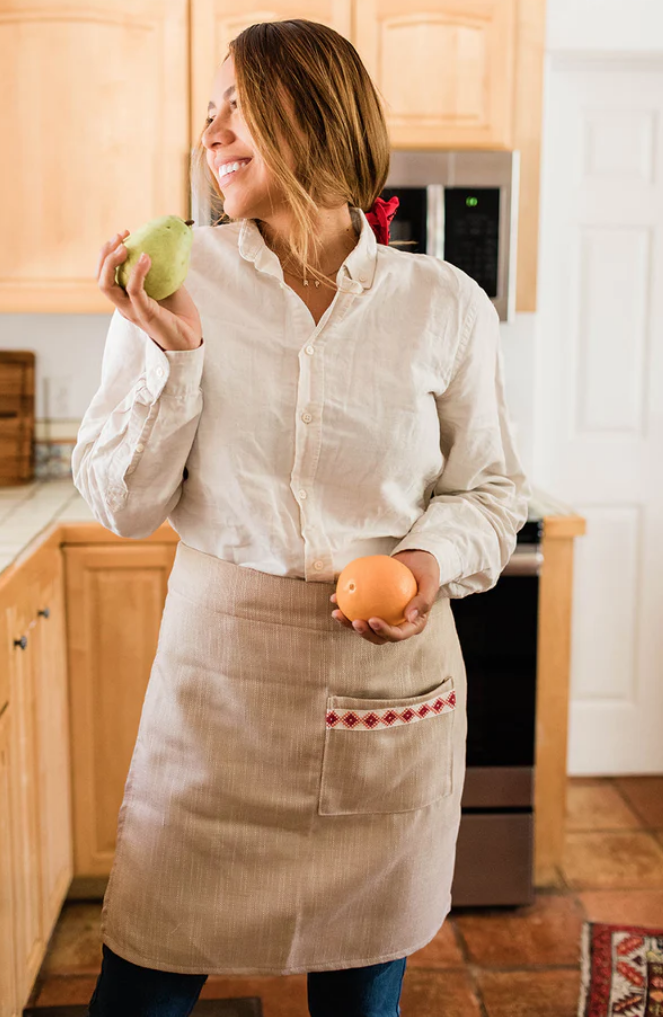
[96,230,203,351]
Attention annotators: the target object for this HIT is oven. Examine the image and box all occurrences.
[449,514,542,907]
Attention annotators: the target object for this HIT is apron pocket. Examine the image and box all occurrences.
[318,675,457,816]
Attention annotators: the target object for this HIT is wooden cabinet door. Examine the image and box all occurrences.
[0,706,18,1017]
[190,0,352,147]
[63,542,177,876]
[354,0,517,149]
[32,554,74,940]
[0,0,189,314]
[6,590,44,1009]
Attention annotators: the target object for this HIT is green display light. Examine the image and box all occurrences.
[466,196,479,207]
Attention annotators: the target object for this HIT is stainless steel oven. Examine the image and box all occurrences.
[382,149,520,321]
[449,513,542,907]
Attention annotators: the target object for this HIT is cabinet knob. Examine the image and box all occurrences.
[38,607,50,619]
[14,635,27,650]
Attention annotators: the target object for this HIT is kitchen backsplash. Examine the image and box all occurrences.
[33,420,78,480]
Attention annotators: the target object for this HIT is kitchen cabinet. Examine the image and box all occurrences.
[6,578,46,1010]
[0,707,18,1017]
[1,540,72,1016]
[63,539,177,877]
[2,0,545,315]
[0,0,189,315]
[355,0,517,149]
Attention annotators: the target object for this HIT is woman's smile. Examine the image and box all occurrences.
[217,158,252,184]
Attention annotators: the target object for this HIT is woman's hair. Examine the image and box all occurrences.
[190,19,392,291]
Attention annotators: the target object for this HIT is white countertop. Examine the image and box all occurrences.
[0,477,579,580]
[0,478,95,576]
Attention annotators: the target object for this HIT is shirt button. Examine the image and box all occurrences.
[156,368,164,377]
[314,561,324,570]
[136,444,145,453]
[305,345,315,355]
[299,489,307,499]
[301,412,312,423]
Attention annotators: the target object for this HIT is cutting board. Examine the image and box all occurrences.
[0,351,35,485]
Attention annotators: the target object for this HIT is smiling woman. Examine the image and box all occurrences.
[78,15,530,1015]
[189,19,391,291]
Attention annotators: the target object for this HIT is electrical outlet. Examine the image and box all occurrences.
[47,375,73,418]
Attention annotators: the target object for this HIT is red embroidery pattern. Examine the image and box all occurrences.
[326,688,456,730]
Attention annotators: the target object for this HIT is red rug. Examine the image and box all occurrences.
[578,921,663,1016]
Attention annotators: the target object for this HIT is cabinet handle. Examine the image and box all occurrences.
[38,607,50,619]
[14,635,27,650]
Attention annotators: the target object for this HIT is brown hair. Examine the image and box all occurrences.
[190,19,392,291]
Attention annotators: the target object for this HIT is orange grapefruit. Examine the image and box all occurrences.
[335,555,418,626]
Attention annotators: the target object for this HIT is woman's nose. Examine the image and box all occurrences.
[204,118,234,146]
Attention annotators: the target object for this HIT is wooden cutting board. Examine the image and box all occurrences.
[0,351,35,485]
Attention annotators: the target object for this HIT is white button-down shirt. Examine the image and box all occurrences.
[72,205,530,596]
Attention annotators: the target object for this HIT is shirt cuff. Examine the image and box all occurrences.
[144,334,204,399]
[389,537,462,589]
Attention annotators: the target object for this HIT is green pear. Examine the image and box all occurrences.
[116,215,195,301]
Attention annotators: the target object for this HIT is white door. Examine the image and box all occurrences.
[536,55,663,774]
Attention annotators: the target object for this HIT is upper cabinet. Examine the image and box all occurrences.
[0,0,189,315]
[354,0,516,149]
[2,0,545,314]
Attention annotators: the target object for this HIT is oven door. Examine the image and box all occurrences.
[450,545,541,769]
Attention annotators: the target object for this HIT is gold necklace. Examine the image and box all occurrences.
[258,221,357,288]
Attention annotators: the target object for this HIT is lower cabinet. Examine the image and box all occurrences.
[63,541,177,877]
[0,706,18,1017]
[2,543,72,1016]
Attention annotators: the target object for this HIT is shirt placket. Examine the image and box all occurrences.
[286,284,356,582]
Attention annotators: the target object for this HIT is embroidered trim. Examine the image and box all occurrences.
[326,688,456,730]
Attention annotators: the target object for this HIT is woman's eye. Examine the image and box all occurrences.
[205,100,237,125]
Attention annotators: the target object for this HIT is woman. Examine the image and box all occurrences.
[76,18,530,1017]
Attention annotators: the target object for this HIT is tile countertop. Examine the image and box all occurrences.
[0,477,584,581]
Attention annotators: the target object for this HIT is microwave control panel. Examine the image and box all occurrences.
[444,187,500,298]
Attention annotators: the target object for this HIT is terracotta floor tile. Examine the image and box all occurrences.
[40,901,103,974]
[561,830,663,890]
[477,968,582,1017]
[613,776,663,828]
[400,967,483,1017]
[452,893,584,968]
[200,974,306,1017]
[406,918,466,968]
[565,781,643,831]
[31,974,99,1007]
[578,889,663,925]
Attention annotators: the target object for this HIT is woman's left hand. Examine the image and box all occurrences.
[330,549,440,645]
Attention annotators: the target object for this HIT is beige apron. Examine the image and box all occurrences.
[101,540,468,976]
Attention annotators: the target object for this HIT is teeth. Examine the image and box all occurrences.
[218,159,249,177]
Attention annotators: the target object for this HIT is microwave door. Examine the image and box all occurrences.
[379,186,428,254]
[378,185,444,262]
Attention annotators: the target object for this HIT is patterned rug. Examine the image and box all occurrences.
[578,921,663,1016]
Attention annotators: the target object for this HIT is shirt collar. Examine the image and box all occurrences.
[237,204,377,294]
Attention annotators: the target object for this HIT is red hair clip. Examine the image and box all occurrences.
[365,195,400,245]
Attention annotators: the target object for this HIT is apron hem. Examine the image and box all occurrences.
[101,915,450,977]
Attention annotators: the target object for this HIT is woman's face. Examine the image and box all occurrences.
[203,55,293,221]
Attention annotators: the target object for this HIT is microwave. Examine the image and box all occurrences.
[381,150,520,321]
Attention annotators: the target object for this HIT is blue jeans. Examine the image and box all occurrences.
[87,942,407,1017]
